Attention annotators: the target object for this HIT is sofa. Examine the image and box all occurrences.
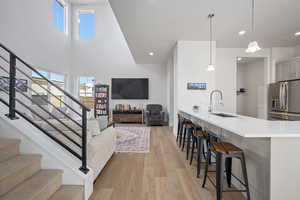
[29,105,116,180]
[145,104,164,126]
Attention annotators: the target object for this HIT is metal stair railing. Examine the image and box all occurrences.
[0,43,90,174]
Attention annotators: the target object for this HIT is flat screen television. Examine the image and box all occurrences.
[111,78,149,99]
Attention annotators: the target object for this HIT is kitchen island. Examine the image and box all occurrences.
[179,109,300,200]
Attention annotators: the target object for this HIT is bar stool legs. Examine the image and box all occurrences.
[202,147,211,187]
[181,126,187,150]
[190,135,196,165]
[225,157,232,187]
[196,137,204,178]
[202,142,251,200]
[216,153,225,200]
[186,127,193,160]
[179,122,186,148]
[176,115,181,143]
[241,153,251,200]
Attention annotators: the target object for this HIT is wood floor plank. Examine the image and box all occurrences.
[91,125,246,200]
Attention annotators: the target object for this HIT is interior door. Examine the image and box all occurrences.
[287,80,300,113]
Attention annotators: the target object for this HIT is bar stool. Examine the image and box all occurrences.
[202,141,251,200]
[179,119,190,148]
[181,121,193,152]
[176,114,182,143]
[189,128,208,178]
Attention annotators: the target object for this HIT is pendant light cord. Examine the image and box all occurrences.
[251,0,254,32]
[208,14,214,65]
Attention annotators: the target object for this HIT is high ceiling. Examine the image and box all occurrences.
[109,0,300,64]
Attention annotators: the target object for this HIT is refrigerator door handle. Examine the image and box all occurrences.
[285,82,289,111]
[279,83,283,110]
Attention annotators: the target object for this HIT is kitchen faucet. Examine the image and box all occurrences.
[209,90,223,112]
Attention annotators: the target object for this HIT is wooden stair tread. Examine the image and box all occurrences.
[0,154,41,196]
[0,139,20,150]
[212,142,242,153]
[0,139,20,162]
[49,185,84,200]
[0,169,63,200]
[0,154,41,180]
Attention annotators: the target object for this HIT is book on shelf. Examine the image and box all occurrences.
[95,92,107,98]
[94,84,109,117]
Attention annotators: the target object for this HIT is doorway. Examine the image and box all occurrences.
[236,57,267,119]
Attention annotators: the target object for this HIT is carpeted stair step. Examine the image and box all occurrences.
[0,139,20,162]
[0,154,41,196]
[0,169,63,200]
[49,185,84,200]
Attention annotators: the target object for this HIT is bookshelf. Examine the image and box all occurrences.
[94,84,109,118]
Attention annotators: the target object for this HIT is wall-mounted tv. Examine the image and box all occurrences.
[111,78,149,99]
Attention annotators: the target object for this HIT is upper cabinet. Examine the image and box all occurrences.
[276,58,300,82]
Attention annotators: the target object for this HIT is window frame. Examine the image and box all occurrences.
[79,76,96,109]
[78,10,95,39]
[53,0,68,35]
[31,69,66,107]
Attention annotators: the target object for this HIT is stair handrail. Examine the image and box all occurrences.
[0,43,90,174]
[0,43,90,112]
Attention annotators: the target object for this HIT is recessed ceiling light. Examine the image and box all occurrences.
[238,30,246,36]
[295,32,300,37]
[149,52,154,56]
[237,57,242,61]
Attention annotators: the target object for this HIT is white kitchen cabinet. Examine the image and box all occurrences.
[276,62,290,81]
[276,63,284,81]
[276,58,300,81]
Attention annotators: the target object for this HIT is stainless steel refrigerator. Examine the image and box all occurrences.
[269,80,300,120]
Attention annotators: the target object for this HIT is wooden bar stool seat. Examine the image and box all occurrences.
[195,130,208,137]
[211,142,242,154]
[185,123,193,129]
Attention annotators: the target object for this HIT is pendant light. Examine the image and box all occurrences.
[246,0,261,53]
[207,13,215,71]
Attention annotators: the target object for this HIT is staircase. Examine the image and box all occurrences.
[0,138,83,200]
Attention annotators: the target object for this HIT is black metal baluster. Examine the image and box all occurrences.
[79,107,89,174]
[5,53,18,120]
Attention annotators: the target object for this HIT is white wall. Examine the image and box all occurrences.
[237,58,265,118]
[0,0,71,72]
[71,64,167,110]
[171,41,215,134]
[215,48,271,114]
[70,2,135,66]
[170,44,297,130]
[176,41,216,110]
[69,3,167,113]
[166,56,174,126]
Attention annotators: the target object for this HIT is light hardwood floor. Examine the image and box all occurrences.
[90,126,245,200]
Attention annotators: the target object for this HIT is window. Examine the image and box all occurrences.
[79,11,95,39]
[32,70,65,107]
[53,0,66,33]
[79,77,95,108]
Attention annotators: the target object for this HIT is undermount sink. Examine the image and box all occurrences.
[211,113,237,118]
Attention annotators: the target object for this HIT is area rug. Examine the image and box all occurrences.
[115,127,151,153]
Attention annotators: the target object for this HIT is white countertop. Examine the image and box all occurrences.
[179,108,300,138]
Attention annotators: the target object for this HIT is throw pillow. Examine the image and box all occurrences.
[87,119,101,137]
